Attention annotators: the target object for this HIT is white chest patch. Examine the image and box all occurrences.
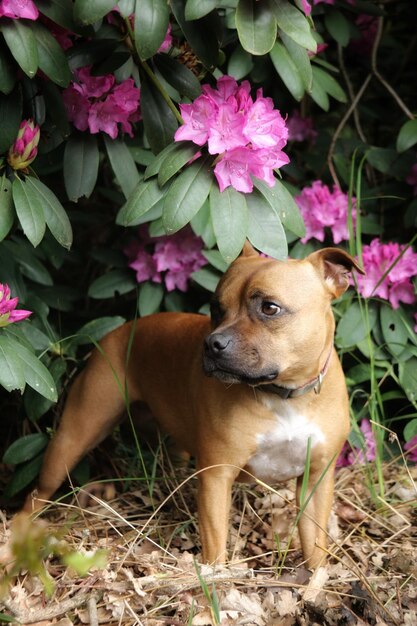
[245,401,326,484]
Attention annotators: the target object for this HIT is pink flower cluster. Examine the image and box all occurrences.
[337,419,376,467]
[7,119,40,170]
[287,110,317,143]
[299,0,334,16]
[295,180,355,244]
[355,239,417,309]
[404,435,417,463]
[174,75,289,193]
[0,284,31,327]
[0,0,38,19]
[125,227,207,292]
[63,66,141,139]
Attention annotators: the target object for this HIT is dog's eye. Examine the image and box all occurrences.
[261,301,281,316]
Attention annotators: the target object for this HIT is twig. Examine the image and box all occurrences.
[2,591,101,624]
[88,595,99,626]
[371,16,414,120]
[327,75,372,187]
[338,44,367,144]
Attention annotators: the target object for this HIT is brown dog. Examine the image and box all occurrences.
[24,244,363,568]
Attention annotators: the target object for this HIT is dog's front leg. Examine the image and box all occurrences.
[296,462,336,569]
[197,465,237,564]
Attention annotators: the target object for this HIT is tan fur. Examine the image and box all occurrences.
[23,246,363,569]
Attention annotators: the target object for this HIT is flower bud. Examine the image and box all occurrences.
[7,120,40,170]
[0,283,32,327]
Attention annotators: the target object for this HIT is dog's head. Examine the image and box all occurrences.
[203,242,364,388]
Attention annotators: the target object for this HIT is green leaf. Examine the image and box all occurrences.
[246,191,288,259]
[0,175,14,241]
[272,0,317,52]
[73,0,115,24]
[64,134,99,202]
[12,177,46,247]
[163,158,213,234]
[202,249,229,273]
[116,178,166,226]
[210,185,248,263]
[396,119,417,153]
[63,549,107,576]
[67,39,119,70]
[88,270,137,299]
[158,143,200,187]
[24,177,73,250]
[380,304,410,358]
[103,136,141,199]
[312,66,347,103]
[1,20,38,78]
[404,418,417,442]
[144,141,182,179]
[399,357,417,404]
[171,0,220,71]
[134,0,169,59]
[324,9,351,47]
[74,316,126,345]
[366,147,398,174]
[138,282,164,316]
[3,239,52,285]
[253,178,305,238]
[236,0,277,56]
[3,433,49,464]
[10,338,57,401]
[185,0,218,20]
[36,0,76,31]
[227,45,254,80]
[154,55,202,100]
[0,88,22,153]
[4,453,44,498]
[336,302,377,349]
[191,266,221,292]
[0,335,25,393]
[141,79,178,154]
[0,42,16,94]
[270,41,304,100]
[309,72,329,111]
[31,22,71,87]
[279,31,312,91]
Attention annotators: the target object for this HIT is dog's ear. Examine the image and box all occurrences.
[307,247,365,298]
[240,240,259,258]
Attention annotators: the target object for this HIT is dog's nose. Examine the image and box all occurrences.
[205,332,232,356]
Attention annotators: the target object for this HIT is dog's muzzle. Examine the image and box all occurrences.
[203,331,278,385]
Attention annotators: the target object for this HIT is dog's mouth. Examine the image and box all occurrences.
[203,355,278,386]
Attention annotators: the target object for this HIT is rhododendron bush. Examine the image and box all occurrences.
[0,0,417,497]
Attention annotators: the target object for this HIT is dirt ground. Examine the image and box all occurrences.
[1,457,417,626]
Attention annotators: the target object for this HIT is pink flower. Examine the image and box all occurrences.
[175,97,216,146]
[355,239,417,309]
[158,23,172,53]
[0,284,31,327]
[404,435,417,463]
[125,227,207,293]
[0,0,38,19]
[7,119,40,170]
[295,180,355,244]
[350,14,378,56]
[406,163,417,196]
[174,75,289,193]
[63,66,141,138]
[214,147,255,193]
[337,419,376,467]
[287,110,317,143]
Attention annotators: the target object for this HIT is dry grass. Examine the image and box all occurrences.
[1,455,417,626]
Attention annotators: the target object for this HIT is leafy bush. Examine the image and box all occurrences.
[1,0,416,498]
